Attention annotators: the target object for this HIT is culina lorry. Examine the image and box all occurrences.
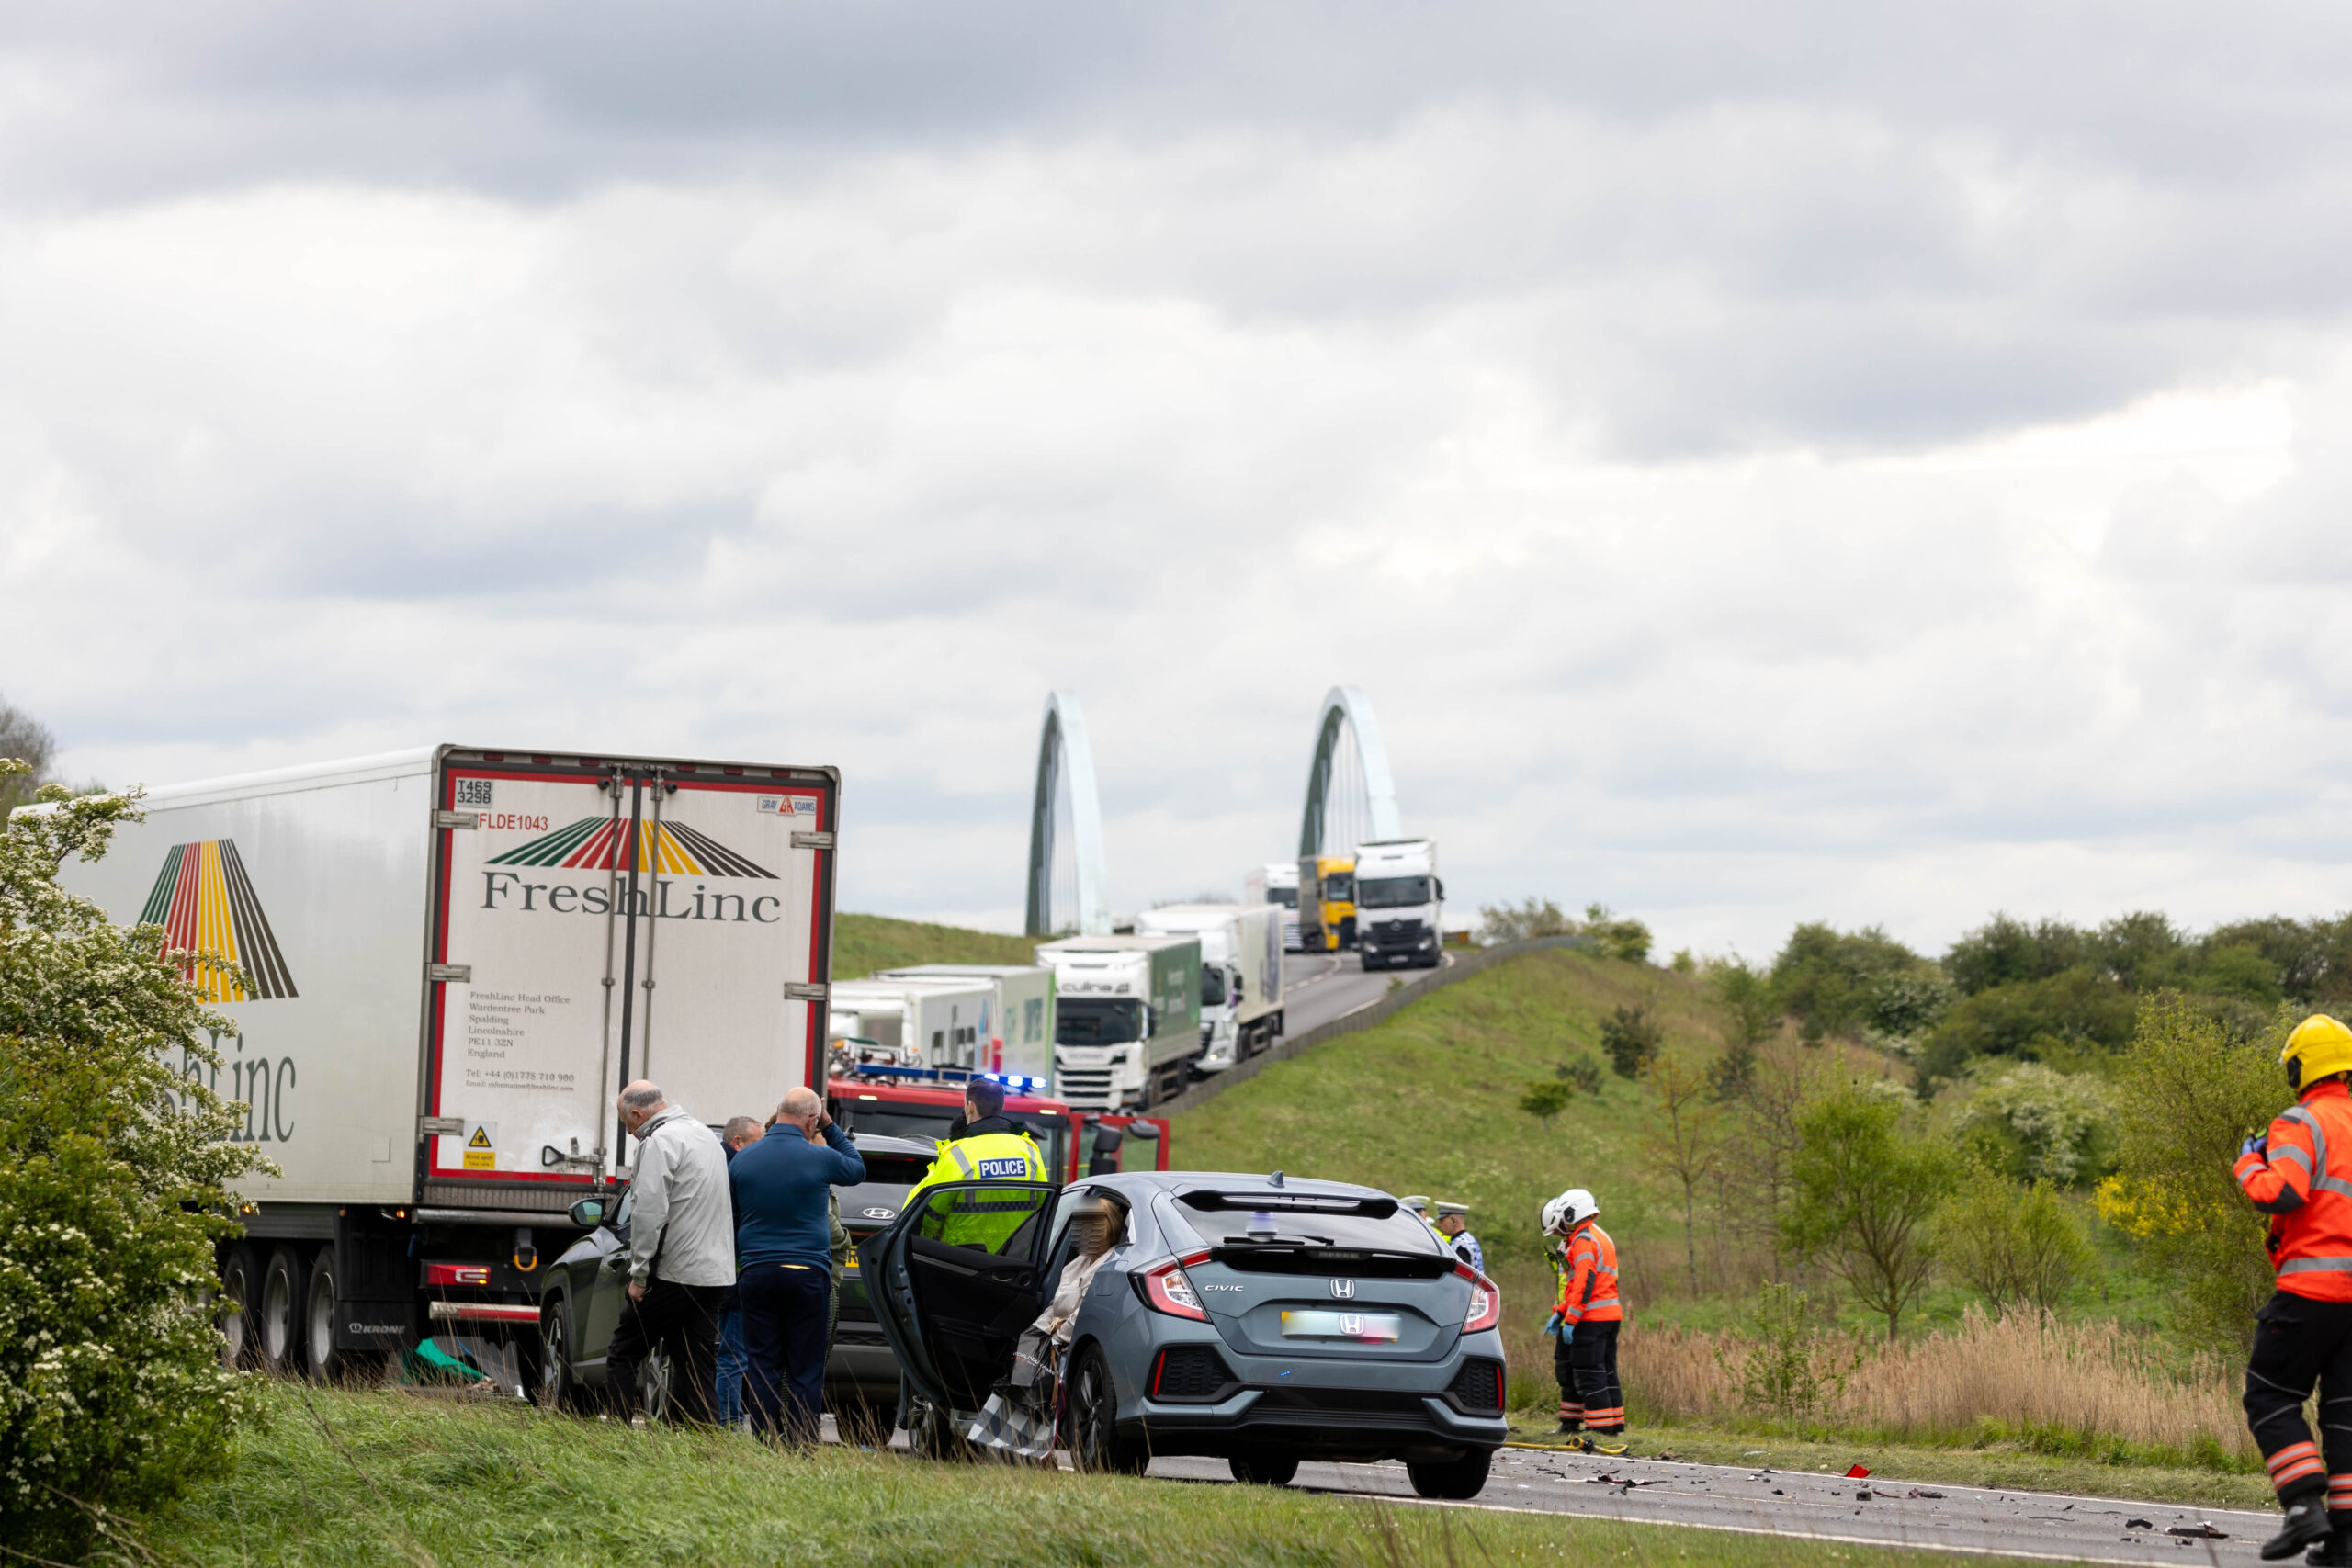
[1131,903,1283,1070]
[52,745,839,1386]
[1032,933,1202,1110]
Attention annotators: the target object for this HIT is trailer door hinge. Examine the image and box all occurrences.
[791,831,835,851]
[783,981,829,1002]
[428,963,472,984]
[435,810,480,829]
[420,1116,464,1137]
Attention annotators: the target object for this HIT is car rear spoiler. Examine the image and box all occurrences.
[1176,1190,1399,1218]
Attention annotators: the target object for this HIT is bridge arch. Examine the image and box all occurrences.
[1299,685,1402,857]
[1025,690,1111,936]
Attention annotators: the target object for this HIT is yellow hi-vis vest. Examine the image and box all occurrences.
[905,1132,1050,1251]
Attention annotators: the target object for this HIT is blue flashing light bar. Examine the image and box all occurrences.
[838,1063,1051,1096]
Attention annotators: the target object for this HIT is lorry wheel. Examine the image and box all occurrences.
[1229,1451,1298,1485]
[258,1246,306,1377]
[1407,1448,1491,1499]
[302,1252,348,1383]
[1068,1346,1148,1475]
[537,1300,582,1414]
[218,1246,261,1370]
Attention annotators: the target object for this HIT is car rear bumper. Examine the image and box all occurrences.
[1131,1386,1506,1462]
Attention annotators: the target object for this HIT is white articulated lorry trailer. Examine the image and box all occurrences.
[1352,837,1444,971]
[1033,933,1201,1111]
[1132,903,1283,1071]
[871,964,1057,1081]
[827,977,996,1071]
[52,745,839,1383]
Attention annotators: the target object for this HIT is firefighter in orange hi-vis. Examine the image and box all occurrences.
[1541,1187,1624,1455]
[2236,1014,2352,1564]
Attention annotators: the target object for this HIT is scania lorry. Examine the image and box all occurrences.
[1132,903,1283,1070]
[50,745,839,1388]
[1244,861,1303,951]
[1033,933,1202,1110]
[1353,838,1445,970]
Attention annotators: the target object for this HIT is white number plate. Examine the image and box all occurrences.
[1280,1310,1402,1342]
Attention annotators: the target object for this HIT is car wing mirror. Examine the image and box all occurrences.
[567,1196,609,1228]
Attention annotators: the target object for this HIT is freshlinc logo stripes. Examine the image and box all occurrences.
[486,817,777,879]
[139,840,298,1002]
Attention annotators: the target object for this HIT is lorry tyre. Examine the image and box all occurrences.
[218,1246,261,1370]
[258,1246,307,1376]
[1229,1451,1298,1485]
[1068,1345,1148,1475]
[537,1299,583,1413]
[302,1252,347,1383]
[1407,1448,1491,1500]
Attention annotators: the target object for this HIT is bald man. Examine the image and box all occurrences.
[607,1079,733,1425]
[729,1085,865,1442]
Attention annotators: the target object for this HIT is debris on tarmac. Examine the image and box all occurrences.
[1846,1463,1872,1478]
[2165,1523,2229,1540]
[1589,1472,1663,1488]
[2125,1518,2154,1529]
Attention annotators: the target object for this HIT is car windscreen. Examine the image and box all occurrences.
[836,1104,953,1146]
[1169,1192,1443,1254]
[1057,996,1146,1045]
[850,1153,933,1189]
[1201,967,1229,1007]
[1355,874,1432,909]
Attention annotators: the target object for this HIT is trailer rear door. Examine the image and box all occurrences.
[423,750,837,1203]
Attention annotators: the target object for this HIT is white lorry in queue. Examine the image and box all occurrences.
[826,976,997,1071]
[1132,903,1283,1071]
[1244,861,1303,951]
[1033,933,1203,1110]
[48,745,839,1388]
[869,964,1057,1080]
[1352,837,1445,970]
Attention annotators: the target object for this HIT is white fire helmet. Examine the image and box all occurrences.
[1541,1188,1599,1235]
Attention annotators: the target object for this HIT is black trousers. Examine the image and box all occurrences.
[2247,1292,2352,1508]
[1558,1321,1623,1433]
[606,1277,728,1426]
[741,1262,831,1444]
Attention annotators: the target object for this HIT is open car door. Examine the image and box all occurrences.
[869,1179,1058,1426]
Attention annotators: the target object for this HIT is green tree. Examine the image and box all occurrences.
[0,773,267,1554]
[2095,993,2281,1352]
[1944,914,2095,996]
[1479,897,1570,943]
[1770,922,1926,1043]
[1599,1004,1661,1078]
[1581,904,1653,964]
[0,696,55,816]
[1916,965,2136,1087]
[1519,1079,1574,1130]
[1953,1061,2118,1185]
[1708,955,1781,1095]
[1782,1083,1952,1340]
[1935,1163,2097,1314]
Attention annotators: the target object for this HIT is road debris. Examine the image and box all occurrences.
[1845,1463,1872,1478]
[2165,1523,2229,1540]
[1588,1472,1663,1489]
[2125,1518,2154,1530]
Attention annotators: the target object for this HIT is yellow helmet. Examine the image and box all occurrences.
[2284,1014,2352,1089]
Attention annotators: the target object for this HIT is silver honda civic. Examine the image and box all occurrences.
[869,1168,1507,1497]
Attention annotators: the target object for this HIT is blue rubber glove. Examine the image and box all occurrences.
[2242,1133,2269,1159]
[1561,1321,1575,1344]
[1542,1310,1564,1338]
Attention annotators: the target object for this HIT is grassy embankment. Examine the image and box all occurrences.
[128,1383,2099,1568]
[1167,947,2255,1498]
[832,912,1039,980]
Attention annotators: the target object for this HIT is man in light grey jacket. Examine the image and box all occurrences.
[606,1078,733,1424]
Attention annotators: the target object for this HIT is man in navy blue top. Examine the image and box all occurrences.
[730,1084,865,1442]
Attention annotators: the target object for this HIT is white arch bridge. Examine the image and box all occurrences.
[1023,684,1403,937]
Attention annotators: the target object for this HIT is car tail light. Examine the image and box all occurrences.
[1137,1250,1212,1322]
[1456,1263,1500,1333]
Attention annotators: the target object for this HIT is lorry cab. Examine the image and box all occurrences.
[1296,854,1358,953]
[1352,839,1444,971]
[1245,862,1304,952]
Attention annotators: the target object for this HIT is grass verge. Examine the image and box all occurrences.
[123,1385,2125,1568]
[832,913,1038,980]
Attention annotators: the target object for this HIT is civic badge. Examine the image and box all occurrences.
[1329,1278,1356,1299]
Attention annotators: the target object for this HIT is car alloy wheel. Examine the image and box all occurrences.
[537,1302,579,1413]
[640,1345,673,1425]
[1069,1347,1147,1475]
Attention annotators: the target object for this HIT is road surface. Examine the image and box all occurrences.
[1276,948,1453,1038]
[1150,1446,2275,1566]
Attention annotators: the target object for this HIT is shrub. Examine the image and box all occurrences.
[1478,897,1570,943]
[1917,965,2137,1087]
[1935,1163,2097,1314]
[0,776,267,1553]
[1581,904,1653,964]
[2096,992,2280,1352]
[1559,1055,1604,1096]
[1721,1282,1859,1424]
[1518,1079,1574,1130]
[1599,1005,1661,1078]
[1953,1061,2119,1185]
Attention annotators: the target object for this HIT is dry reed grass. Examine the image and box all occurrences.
[1619,1307,2248,1459]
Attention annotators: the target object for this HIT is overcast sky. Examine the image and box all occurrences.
[7,2,2351,958]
